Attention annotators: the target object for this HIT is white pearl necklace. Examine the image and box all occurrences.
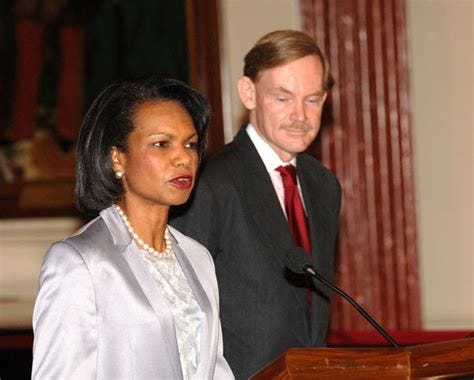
[114,204,172,259]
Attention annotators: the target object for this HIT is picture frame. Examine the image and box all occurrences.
[0,0,222,218]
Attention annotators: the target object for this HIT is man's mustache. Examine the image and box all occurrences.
[281,122,312,132]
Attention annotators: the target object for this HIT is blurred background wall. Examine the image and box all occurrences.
[407,0,473,329]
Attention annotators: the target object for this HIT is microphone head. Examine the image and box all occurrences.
[284,247,313,274]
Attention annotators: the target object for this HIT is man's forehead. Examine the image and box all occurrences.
[254,60,325,93]
[255,56,323,81]
[255,54,323,76]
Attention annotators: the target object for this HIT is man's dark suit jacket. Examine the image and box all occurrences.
[171,126,341,379]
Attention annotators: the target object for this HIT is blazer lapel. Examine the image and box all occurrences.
[297,157,335,343]
[100,207,183,378]
[170,234,214,378]
[297,157,332,272]
[234,128,296,272]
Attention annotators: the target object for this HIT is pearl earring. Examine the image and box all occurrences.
[114,170,124,179]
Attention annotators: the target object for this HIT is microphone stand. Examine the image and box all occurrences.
[304,264,400,348]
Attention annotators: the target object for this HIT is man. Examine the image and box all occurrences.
[171,30,341,379]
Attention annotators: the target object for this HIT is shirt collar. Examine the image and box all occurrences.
[245,123,297,173]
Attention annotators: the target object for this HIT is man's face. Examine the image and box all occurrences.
[239,55,327,162]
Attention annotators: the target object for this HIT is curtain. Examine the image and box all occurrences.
[300,0,421,331]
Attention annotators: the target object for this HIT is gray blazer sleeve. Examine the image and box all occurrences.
[32,242,97,380]
[213,320,234,379]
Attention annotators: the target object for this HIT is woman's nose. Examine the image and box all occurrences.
[173,146,193,167]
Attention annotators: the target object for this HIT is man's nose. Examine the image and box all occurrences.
[290,100,306,122]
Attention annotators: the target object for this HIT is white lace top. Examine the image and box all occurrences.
[141,247,203,379]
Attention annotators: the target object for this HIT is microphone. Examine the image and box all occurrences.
[285,247,400,348]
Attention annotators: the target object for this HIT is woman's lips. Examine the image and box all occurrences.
[169,175,193,189]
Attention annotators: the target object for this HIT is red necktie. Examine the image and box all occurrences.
[277,165,313,312]
[276,165,311,255]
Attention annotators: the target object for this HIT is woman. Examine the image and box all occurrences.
[32,76,234,379]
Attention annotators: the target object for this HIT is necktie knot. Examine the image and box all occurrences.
[276,165,297,187]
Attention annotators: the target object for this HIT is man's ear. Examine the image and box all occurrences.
[321,91,328,105]
[237,76,256,110]
[110,146,124,173]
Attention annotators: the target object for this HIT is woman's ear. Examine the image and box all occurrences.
[111,146,124,173]
[237,76,256,110]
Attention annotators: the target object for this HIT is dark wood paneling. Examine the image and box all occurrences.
[186,0,224,154]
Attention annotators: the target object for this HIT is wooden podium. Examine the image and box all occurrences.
[251,337,474,379]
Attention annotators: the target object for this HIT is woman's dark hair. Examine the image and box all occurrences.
[74,75,211,216]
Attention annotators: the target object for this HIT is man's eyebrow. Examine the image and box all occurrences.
[272,86,293,95]
[272,86,326,96]
[307,90,326,96]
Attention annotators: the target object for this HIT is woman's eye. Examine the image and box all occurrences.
[153,141,169,148]
[186,141,198,149]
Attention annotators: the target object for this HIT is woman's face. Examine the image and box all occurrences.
[112,100,199,209]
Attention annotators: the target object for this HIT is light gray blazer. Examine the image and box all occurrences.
[32,206,233,380]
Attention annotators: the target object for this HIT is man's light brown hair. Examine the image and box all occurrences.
[243,30,335,91]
